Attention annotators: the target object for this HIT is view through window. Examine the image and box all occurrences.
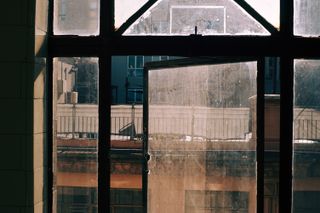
[50,0,320,212]
[53,57,99,213]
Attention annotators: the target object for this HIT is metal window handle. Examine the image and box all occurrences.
[144,153,151,174]
[145,153,151,161]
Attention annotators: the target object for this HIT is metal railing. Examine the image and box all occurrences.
[294,119,320,141]
[58,116,98,134]
[56,103,251,140]
[56,115,250,140]
[56,104,320,142]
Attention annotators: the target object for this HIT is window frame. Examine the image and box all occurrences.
[46,0,303,212]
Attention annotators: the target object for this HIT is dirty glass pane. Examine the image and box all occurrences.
[53,58,98,212]
[147,60,257,212]
[294,0,320,36]
[124,0,269,35]
[115,0,148,29]
[245,0,279,28]
[185,191,249,213]
[293,60,320,212]
[54,0,99,35]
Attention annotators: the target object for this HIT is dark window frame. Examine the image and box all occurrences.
[46,0,305,212]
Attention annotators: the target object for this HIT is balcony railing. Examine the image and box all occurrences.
[56,104,251,140]
[56,104,320,142]
[294,108,320,142]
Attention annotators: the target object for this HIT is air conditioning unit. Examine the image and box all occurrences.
[57,80,66,94]
[71,91,78,104]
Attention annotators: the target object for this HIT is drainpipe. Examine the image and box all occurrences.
[131,103,135,140]
[71,91,78,139]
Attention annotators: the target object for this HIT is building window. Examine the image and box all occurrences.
[110,189,143,212]
[185,190,249,213]
[128,56,144,77]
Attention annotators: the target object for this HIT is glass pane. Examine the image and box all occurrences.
[245,0,279,28]
[124,0,269,35]
[147,60,257,212]
[265,94,280,213]
[111,56,146,212]
[110,56,180,211]
[293,60,320,212]
[54,0,100,35]
[115,0,148,29]
[53,58,99,212]
[264,57,280,213]
[294,0,320,36]
[185,191,249,213]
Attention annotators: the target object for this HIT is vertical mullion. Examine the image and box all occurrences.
[280,0,294,211]
[280,0,294,36]
[279,57,294,213]
[48,0,54,36]
[257,58,265,213]
[48,0,54,212]
[100,0,115,37]
[143,67,149,213]
[99,0,114,211]
[98,54,111,213]
[47,56,53,213]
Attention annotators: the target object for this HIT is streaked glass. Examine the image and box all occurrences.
[294,0,320,36]
[147,60,257,212]
[54,0,100,35]
[293,60,320,212]
[124,0,269,35]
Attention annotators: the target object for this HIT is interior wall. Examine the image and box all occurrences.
[0,0,48,212]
